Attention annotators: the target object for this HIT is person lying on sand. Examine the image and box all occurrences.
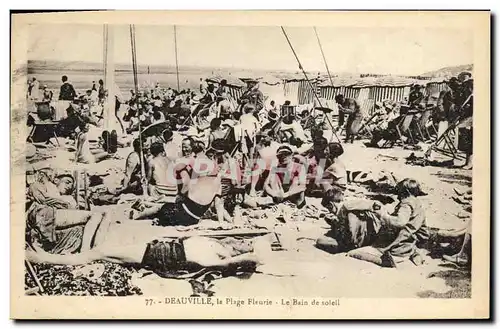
[347,178,430,268]
[26,224,272,279]
[27,170,107,254]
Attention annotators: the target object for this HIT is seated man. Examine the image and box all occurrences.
[115,139,145,195]
[146,142,178,203]
[263,145,306,208]
[365,103,400,147]
[279,111,308,145]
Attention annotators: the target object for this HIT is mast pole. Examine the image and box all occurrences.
[130,24,148,197]
[174,25,181,91]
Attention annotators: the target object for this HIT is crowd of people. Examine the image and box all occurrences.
[25,72,474,286]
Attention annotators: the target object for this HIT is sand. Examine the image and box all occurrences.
[22,125,472,298]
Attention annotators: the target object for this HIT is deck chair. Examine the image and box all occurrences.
[425,116,467,161]
[382,112,416,148]
[415,108,437,142]
[357,112,379,139]
[27,102,60,146]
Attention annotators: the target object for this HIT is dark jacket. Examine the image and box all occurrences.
[59,82,77,101]
[238,88,264,112]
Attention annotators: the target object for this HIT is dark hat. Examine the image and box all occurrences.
[267,110,279,121]
[276,145,293,157]
[458,71,472,82]
[246,78,259,84]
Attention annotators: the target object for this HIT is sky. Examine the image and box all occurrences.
[27,24,473,76]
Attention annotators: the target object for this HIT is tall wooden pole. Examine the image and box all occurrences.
[173,25,180,91]
[103,25,115,132]
[130,25,148,197]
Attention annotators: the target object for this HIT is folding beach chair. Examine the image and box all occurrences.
[27,102,60,147]
[413,108,437,142]
[357,111,379,139]
[424,116,467,161]
[382,112,416,148]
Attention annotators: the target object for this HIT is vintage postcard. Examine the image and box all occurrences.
[10,11,490,319]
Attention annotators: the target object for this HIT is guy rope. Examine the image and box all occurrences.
[280,26,342,144]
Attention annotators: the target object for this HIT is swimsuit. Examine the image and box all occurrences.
[157,195,216,227]
[141,238,188,278]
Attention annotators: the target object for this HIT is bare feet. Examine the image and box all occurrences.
[443,253,468,266]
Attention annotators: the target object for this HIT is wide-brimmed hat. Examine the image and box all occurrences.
[245,78,259,84]
[458,71,472,82]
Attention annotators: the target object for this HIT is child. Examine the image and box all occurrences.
[347,178,429,267]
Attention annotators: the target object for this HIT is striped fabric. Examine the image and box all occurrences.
[425,82,448,96]
[368,86,409,104]
[320,86,360,101]
[228,87,244,102]
[360,99,375,117]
